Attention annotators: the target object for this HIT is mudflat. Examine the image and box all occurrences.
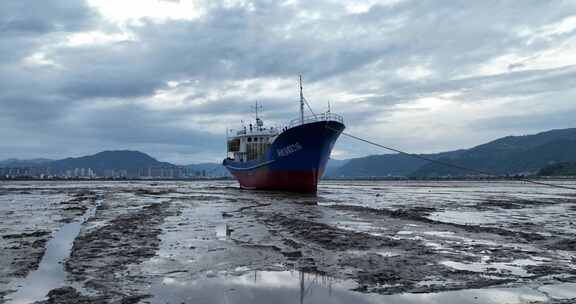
[1,180,575,304]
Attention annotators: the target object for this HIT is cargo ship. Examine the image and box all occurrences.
[223,77,345,193]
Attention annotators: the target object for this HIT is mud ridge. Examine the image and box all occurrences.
[2,193,98,278]
[260,212,402,251]
[476,198,558,210]
[64,201,176,302]
[547,239,576,251]
[253,211,519,294]
[329,204,547,241]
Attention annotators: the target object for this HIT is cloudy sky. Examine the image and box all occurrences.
[2,0,576,164]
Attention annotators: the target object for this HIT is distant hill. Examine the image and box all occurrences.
[1,151,228,178]
[49,150,174,176]
[323,158,350,177]
[330,150,465,177]
[538,162,576,176]
[0,158,53,167]
[414,128,576,177]
[331,128,576,178]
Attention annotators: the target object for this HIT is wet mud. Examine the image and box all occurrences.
[65,200,176,302]
[0,180,575,303]
[0,186,100,301]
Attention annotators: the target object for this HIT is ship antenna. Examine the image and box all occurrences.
[252,101,263,129]
[253,101,262,119]
[299,75,304,124]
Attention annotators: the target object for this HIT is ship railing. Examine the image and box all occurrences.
[230,127,279,138]
[287,112,343,129]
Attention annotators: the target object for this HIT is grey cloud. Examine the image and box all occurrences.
[0,0,97,34]
[2,0,576,162]
[356,64,576,110]
[0,0,99,64]
[471,109,576,132]
[1,100,224,162]
[75,105,216,146]
[44,1,576,102]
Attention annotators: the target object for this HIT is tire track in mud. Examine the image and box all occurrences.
[59,201,178,303]
[0,190,99,304]
[0,188,99,303]
[1,191,98,278]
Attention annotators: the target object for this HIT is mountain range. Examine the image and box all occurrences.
[2,127,576,178]
[0,151,228,178]
[539,162,576,176]
[50,151,175,176]
[330,127,576,177]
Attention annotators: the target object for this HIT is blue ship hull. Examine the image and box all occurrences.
[223,120,345,193]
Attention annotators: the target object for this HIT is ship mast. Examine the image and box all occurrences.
[253,101,263,129]
[299,75,304,124]
[254,101,260,120]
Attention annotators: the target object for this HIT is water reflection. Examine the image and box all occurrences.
[151,269,576,304]
[6,222,82,304]
[6,200,100,304]
[216,224,233,240]
[151,270,363,304]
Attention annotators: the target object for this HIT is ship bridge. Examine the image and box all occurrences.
[227,116,280,162]
[226,112,343,163]
[226,76,344,164]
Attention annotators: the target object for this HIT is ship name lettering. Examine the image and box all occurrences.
[277,142,303,157]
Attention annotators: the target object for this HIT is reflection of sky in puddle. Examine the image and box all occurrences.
[346,249,401,258]
[216,223,232,240]
[334,220,385,236]
[538,282,576,299]
[6,222,82,304]
[429,211,499,225]
[5,200,100,304]
[150,270,576,304]
[151,271,364,304]
[441,258,541,277]
[430,204,576,237]
[423,231,455,237]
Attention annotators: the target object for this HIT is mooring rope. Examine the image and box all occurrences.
[331,127,576,191]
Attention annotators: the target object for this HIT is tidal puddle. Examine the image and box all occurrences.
[150,270,575,304]
[441,258,541,277]
[150,270,362,304]
[347,249,401,258]
[216,223,233,240]
[334,220,381,235]
[430,210,499,225]
[538,282,576,299]
[6,199,100,304]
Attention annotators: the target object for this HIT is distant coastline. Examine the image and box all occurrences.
[3,127,576,180]
[3,176,575,182]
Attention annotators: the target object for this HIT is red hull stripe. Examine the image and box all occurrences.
[231,169,321,193]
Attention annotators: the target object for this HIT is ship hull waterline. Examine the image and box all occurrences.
[223,120,345,193]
